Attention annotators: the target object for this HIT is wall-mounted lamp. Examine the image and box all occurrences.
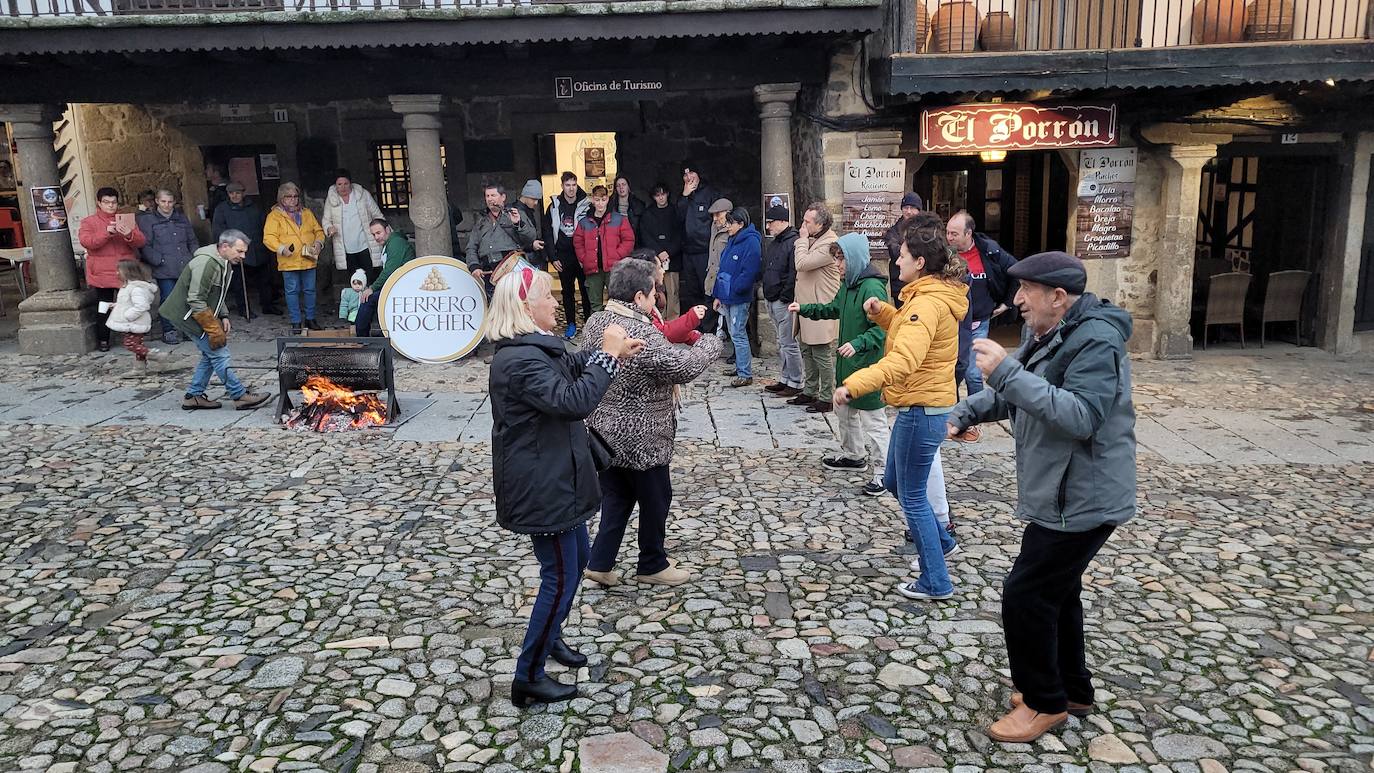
[979,150,1007,163]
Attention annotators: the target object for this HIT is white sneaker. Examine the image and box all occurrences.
[909,544,961,571]
[895,581,953,601]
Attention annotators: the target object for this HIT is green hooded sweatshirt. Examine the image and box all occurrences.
[798,232,889,410]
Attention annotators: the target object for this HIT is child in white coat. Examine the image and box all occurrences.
[107,260,166,377]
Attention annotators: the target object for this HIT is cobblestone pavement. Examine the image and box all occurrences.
[0,331,1371,773]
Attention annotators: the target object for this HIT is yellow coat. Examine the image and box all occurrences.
[843,275,969,408]
[263,206,326,272]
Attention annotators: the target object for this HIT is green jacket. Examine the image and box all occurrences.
[159,245,229,340]
[371,232,417,293]
[799,263,889,410]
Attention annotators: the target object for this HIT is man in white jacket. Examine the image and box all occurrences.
[322,168,384,284]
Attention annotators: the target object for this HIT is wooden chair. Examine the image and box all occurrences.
[1260,270,1311,347]
[1203,272,1251,349]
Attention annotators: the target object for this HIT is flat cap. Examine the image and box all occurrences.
[1007,251,1087,294]
[708,198,733,214]
[226,182,246,193]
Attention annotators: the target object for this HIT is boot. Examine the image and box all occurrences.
[145,348,169,363]
[234,392,272,411]
[121,360,148,379]
[583,570,621,588]
[304,319,322,331]
[182,394,221,411]
[548,640,588,668]
[510,676,577,708]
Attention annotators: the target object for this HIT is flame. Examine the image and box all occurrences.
[285,374,388,431]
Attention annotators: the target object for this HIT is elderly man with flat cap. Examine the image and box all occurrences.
[946,251,1137,745]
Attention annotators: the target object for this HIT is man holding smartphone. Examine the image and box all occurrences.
[465,183,536,296]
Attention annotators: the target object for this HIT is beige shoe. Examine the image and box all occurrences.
[986,704,1068,744]
[583,570,620,588]
[633,566,691,586]
[121,360,148,379]
[234,391,272,411]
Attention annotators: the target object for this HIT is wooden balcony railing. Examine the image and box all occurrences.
[886,0,1370,54]
[3,0,562,18]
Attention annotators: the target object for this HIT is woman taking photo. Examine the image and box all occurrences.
[834,212,968,601]
[488,263,643,708]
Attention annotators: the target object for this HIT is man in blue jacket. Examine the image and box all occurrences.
[948,252,1136,745]
[712,207,761,387]
[138,189,200,344]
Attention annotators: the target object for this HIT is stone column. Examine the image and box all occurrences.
[754,83,801,214]
[1316,131,1373,354]
[1154,144,1216,359]
[388,95,451,259]
[855,130,903,160]
[2,104,97,354]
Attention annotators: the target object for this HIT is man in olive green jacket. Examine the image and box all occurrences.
[160,228,270,411]
[355,218,418,336]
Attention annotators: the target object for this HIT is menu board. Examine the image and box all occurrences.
[842,159,906,255]
[1075,148,1135,259]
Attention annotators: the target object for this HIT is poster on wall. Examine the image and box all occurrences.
[1075,148,1136,259]
[583,147,607,180]
[228,157,260,196]
[30,186,69,232]
[842,159,906,255]
[259,154,280,180]
[763,192,791,221]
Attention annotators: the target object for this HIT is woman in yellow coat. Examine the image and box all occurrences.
[834,211,969,601]
[264,181,326,333]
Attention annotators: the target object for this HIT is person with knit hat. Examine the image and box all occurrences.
[339,269,367,324]
[515,180,546,260]
[883,192,924,299]
[947,250,1137,745]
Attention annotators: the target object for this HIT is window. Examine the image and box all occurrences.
[370,141,447,211]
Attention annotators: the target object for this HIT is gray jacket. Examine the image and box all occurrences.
[465,208,536,271]
[137,209,199,280]
[949,294,1137,533]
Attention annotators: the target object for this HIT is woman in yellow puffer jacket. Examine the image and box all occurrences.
[835,211,969,602]
[263,181,326,333]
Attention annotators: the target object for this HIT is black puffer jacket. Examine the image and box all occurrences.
[675,182,722,255]
[761,226,800,303]
[489,333,614,535]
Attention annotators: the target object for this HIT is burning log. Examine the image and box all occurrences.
[283,374,388,432]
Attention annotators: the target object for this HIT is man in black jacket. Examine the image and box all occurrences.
[545,172,592,337]
[674,161,721,325]
[638,182,682,319]
[947,211,1018,401]
[760,205,803,397]
[883,192,924,299]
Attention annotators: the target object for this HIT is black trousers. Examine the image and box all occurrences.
[589,465,672,576]
[1003,522,1116,715]
[346,249,380,286]
[94,287,118,346]
[557,255,592,326]
[680,250,714,331]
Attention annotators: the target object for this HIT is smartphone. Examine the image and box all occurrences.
[115,213,136,232]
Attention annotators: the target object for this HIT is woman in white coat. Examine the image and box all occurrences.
[321,168,385,284]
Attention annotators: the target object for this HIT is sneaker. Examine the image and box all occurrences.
[633,566,692,586]
[805,400,833,414]
[234,392,271,410]
[787,393,815,406]
[729,377,754,388]
[862,482,886,497]
[182,394,221,411]
[290,326,303,336]
[145,348,169,362]
[722,366,740,376]
[162,330,180,346]
[822,456,866,470]
[121,360,148,379]
[952,425,981,443]
[909,544,961,571]
[895,582,953,601]
[564,323,577,339]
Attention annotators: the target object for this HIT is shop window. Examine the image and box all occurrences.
[370,141,446,211]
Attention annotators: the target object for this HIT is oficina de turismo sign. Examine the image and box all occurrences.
[920,103,1118,153]
[378,256,487,363]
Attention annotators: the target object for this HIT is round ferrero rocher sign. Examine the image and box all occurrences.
[378,256,487,363]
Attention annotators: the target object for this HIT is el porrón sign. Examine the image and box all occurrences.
[842,159,906,256]
[1075,148,1136,260]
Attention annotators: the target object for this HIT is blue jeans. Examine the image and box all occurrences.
[156,278,177,333]
[515,525,589,682]
[724,302,752,378]
[355,295,379,337]
[282,269,316,325]
[885,408,956,595]
[187,332,245,400]
[965,320,990,396]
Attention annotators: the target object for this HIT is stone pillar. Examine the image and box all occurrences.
[755,84,801,213]
[2,104,98,354]
[1316,131,1373,354]
[389,95,452,259]
[1153,144,1215,359]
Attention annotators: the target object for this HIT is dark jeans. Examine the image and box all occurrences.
[515,525,589,683]
[590,465,672,576]
[557,254,591,326]
[355,295,379,337]
[94,287,117,346]
[155,278,177,334]
[345,249,379,285]
[681,250,712,330]
[1003,522,1117,715]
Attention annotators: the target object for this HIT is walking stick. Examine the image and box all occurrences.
[240,264,253,322]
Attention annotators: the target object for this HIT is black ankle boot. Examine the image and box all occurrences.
[549,640,588,668]
[304,319,322,331]
[510,676,577,708]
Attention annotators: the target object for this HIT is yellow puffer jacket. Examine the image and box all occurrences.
[843,275,969,408]
[263,206,326,272]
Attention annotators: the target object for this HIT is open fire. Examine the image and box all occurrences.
[283,374,388,432]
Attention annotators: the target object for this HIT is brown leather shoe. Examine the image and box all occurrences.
[952,425,982,443]
[786,393,815,406]
[182,394,221,411]
[805,400,833,414]
[1010,692,1093,717]
[234,392,272,411]
[770,385,802,397]
[986,704,1068,744]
